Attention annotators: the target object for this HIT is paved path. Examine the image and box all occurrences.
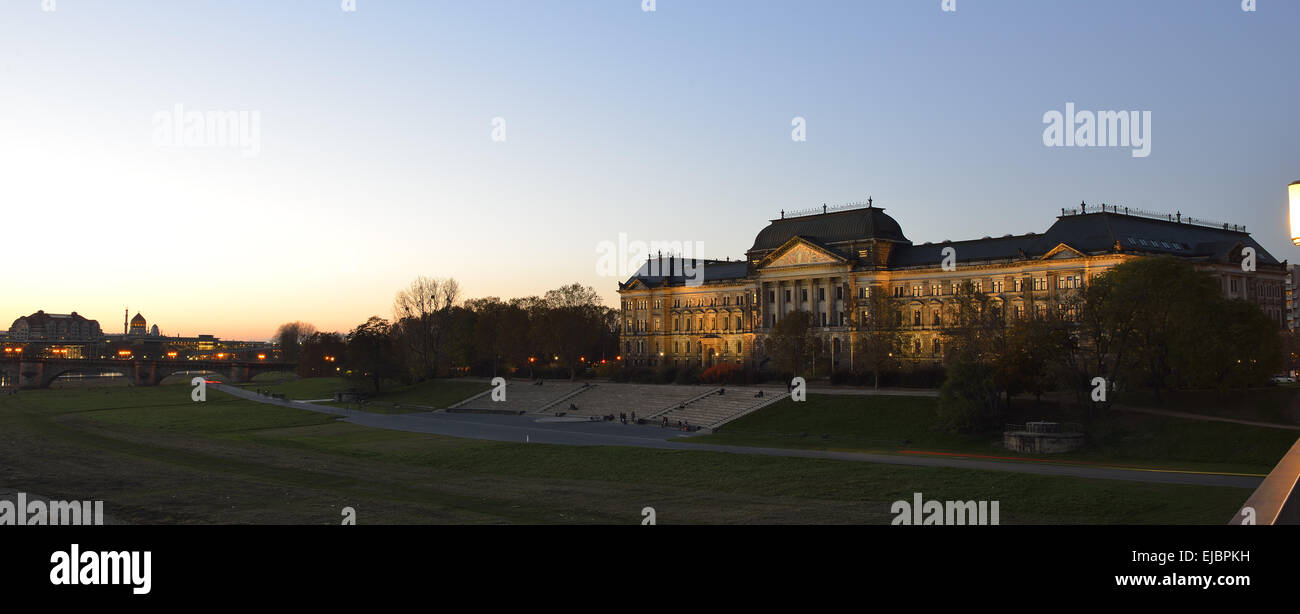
[214,384,1261,489]
[1113,404,1300,431]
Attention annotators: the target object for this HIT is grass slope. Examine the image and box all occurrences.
[688,394,1298,475]
[0,385,1254,524]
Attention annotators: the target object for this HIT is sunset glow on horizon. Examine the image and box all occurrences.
[4,1,1298,340]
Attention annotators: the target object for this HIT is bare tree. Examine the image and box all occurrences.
[275,321,318,363]
[392,276,460,380]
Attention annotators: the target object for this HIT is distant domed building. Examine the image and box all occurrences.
[129,313,147,336]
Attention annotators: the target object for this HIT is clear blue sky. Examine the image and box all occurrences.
[1,0,1296,339]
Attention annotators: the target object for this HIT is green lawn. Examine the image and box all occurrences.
[237,377,488,412]
[0,385,1256,524]
[688,394,1299,475]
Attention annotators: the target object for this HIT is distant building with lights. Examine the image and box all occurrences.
[8,311,103,342]
[3,308,274,361]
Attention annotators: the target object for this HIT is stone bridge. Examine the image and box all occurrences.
[0,357,295,389]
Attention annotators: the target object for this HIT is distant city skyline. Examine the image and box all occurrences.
[2,1,1297,340]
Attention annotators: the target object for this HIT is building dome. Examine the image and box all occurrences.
[748,205,911,254]
[129,313,147,335]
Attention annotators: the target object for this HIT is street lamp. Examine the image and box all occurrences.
[1291,181,1300,245]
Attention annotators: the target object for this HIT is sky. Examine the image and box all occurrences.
[1,0,1297,340]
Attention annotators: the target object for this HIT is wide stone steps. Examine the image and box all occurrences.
[454,381,589,414]
[655,386,790,428]
[541,384,705,417]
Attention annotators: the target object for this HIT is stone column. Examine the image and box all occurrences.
[777,280,785,324]
[825,276,834,328]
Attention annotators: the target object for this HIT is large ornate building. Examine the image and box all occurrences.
[617,202,1287,370]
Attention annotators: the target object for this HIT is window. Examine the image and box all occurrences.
[818,288,825,301]
[768,291,775,303]
[932,310,941,326]
[1033,277,1047,291]
[1014,278,1024,292]
[932,283,941,296]
[785,289,792,302]
[991,280,1003,293]
[932,339,941,356]
[836,286,844,300]
[735,316,742,330]
[912,285,922,297]
[913,309,922,326]
[972,280,982,293]
[801,289,808,302]
[820,313,827,326]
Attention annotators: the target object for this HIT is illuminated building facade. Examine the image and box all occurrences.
[618,202,1288,369]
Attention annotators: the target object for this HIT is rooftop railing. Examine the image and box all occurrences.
[1062,203,1246,232]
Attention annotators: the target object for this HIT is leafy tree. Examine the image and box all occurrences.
[274,321,317,363]
[935,359,1001,434]
[534,283,604,379]
[298,331,346,378]
[851,287,900,388]
[345,317,401,394]
[769,310,823,377]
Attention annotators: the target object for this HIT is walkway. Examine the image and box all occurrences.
[213,384,1261,489]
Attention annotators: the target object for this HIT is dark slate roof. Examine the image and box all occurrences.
[890,212,1282,268]
[621,259,750,288]
[748,207,910,253]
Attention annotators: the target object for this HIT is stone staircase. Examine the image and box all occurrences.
[451,381,590,414]
[652,386,791,429]
[539,384,708,417]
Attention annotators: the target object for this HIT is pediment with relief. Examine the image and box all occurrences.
[1041,243,1085,260]
[759,237,846,268]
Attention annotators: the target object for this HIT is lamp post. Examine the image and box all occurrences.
[1291,181,1300,245]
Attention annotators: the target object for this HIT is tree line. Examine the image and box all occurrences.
[276,278,618,393]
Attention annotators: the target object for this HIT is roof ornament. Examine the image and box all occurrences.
[822,203,827,214]
[780,209,785,219]
[867,197,873,208]
[1080,200,1086,213]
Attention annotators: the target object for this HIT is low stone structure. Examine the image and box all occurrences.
[1003,421,1084,454]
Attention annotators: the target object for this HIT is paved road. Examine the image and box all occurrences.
[214,384,1262,489]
